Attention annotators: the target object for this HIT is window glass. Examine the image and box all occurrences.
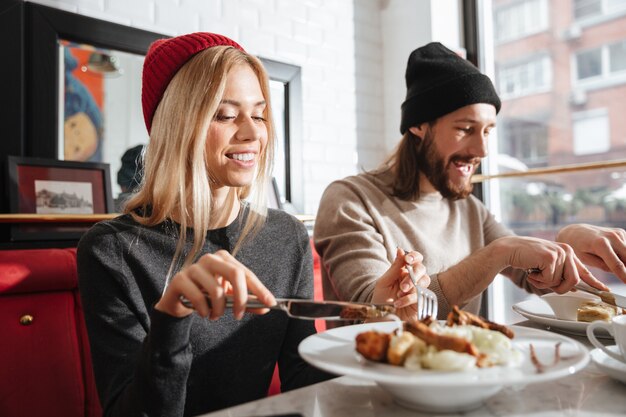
[485,0,626,323]
[498,55,551,98]
[576,48,602,80]
[575,0,626,20]
[574,0,602,19]
[499,119,548,166]
[494,0,548,42]
[608,0,626,13]
[610,40,626,72]
[573,110,610,155]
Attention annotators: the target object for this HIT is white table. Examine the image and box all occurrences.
[199,322,626,417]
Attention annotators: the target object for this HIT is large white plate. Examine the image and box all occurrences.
[512,297,612,338]
[299,321,589,412]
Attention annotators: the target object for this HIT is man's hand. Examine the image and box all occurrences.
[499,235,608,292]
[371,248,430,321]
[556,224,626,284]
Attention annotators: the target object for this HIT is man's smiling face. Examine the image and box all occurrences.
[410,103,497,200]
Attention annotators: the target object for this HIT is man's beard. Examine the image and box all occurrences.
[415,129,477,200]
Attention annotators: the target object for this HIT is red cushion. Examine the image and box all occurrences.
[310,240,326,333]
[0,248,77,295]
[0,249,101,417]
[0,292,85,416]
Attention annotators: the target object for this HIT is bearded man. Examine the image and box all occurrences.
[314,42,626,319]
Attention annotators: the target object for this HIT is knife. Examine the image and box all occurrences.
[179,294,396,321]
[573,283,626,310]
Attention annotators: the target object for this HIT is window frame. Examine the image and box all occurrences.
[258,58,303,212]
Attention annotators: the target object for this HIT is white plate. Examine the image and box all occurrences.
[591,345,626,384]
[299,321,589,413]
[512,297,613,339]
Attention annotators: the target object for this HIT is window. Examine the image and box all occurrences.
[260,59,303,212]
[268,79,287,206]
[498,55,551,98]
[575,47,602,80]
[574,0,626,20]
[574,0,603,19]
[477,0,626,323]
[498,119,548,166]
[494,0,549,43]
[573,109,610,155]
[574,40,626,84]
[610,40,626,72]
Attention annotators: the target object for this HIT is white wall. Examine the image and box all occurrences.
[26,0,461,214]
[380,0,463,153]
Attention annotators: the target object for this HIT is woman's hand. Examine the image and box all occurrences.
[154,250,276,319]
[371,248,430,321]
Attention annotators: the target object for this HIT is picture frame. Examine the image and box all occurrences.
[6,156,113,240]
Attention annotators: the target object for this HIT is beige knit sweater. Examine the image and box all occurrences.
[314,169,536,319]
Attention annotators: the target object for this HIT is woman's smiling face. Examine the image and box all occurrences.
[206,64,268,190]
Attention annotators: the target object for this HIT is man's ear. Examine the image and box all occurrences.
[409,124,426,139]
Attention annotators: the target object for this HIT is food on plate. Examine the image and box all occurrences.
[355,307,522,371]
[355,330,390,362]
[529,342,562,373]
[576,301,622,322]
[339,304,396,321]
[447,306,515,338]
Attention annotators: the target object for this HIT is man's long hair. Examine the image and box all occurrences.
[380,128,431,201]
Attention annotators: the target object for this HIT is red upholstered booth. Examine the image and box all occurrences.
[0,240,324,407]
[0,248,102,417]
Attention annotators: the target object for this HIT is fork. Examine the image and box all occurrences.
[404,251,438,320]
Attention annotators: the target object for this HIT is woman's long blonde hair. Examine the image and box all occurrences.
[124,46,275,284]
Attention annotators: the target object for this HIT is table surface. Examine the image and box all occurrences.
[198,320,626,417]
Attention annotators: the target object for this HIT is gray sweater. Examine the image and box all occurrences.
[78,208,331,417]
[314,169,538,318]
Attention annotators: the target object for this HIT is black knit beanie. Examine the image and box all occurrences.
[400,42,501,134]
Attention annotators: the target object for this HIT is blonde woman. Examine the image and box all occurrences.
[78,33,426,417]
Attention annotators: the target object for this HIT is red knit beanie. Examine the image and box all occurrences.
[141,32,244,133]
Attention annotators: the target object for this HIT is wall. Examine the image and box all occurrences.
[380,0,462,155]
[25,0,460,214]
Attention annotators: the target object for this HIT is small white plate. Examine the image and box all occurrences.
[512,297,613,339]
[591,345,626,384]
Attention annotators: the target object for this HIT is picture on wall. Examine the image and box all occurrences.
[34,180,94,214]
[6,156,113,240]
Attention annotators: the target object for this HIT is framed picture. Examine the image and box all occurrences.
[6,156,113,240]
